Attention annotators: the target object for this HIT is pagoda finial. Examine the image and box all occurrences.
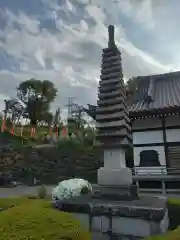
[108,25,115,47]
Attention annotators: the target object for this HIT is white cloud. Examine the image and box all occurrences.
[4,9,40,34]
[0,0,178,115]
[65,0,74,12]
[85,4,106,23]
[117,0,154,29]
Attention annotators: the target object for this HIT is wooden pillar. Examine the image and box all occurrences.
[161,116,169,168]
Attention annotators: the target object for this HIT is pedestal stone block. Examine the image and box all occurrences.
[53,194,169,238]
[98,167,132,186]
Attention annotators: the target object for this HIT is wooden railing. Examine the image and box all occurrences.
[132,166,180,175]
[131,167,180,195]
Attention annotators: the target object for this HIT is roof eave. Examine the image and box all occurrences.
[130,106,180,119]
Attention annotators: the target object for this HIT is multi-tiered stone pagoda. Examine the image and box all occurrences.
[96,25,132,186]
[54,25,169,238]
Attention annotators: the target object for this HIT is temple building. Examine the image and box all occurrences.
[85,71,180,175]
[129,71,180,174]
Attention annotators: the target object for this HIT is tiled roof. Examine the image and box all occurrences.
[86,71,180,119]
[129,71,180,114]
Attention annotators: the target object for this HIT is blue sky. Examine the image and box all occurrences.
[0,0,180,116]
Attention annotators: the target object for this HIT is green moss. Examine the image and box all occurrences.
[0,199,91,240]
[168,198,180,230]
[0,197,29,209]
[146,227,180,240]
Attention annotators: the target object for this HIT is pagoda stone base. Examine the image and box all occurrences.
[53,194,169,238]
[98,167,132,186]
[93,184,139,201]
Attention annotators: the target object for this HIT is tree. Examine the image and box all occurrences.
[125,77,140,104]
[17,79,57,126]
[41,111,53,126]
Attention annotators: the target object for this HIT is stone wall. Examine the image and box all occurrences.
[0,142,103,184]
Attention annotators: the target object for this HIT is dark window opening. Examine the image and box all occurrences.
[139,150,160,167]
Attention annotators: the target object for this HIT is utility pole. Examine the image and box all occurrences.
[66,97,76,117]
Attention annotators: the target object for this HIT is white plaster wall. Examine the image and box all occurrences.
[166,129,180,142]
[132,118,162,130]
[165,115,180,127]
[133,146,166,166]
[133,130,163,145]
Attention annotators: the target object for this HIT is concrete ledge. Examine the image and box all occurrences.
[53,195,168,222]
[53,195,169,237]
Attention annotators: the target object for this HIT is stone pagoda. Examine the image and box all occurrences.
[96,25,132,187]
[53,25,169,238]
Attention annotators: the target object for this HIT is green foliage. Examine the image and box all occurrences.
[145,198,180,240]
[0,131,30,147]
[0,198,91,240]
[145,227,180,240]
[80,185,91,195]
[17,79,57,125]
[57,137,94,153]
[168,198,180,230]
[39,111,53,125]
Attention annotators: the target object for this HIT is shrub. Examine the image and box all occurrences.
[168,198,180,230]
[80,185,91,195]
[0,199,91,240]
[52,178,92,201]
[145,198,180,240]
[37,185,47,199]
[146,227,180,240]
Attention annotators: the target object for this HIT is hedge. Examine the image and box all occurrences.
[0,198,91,240]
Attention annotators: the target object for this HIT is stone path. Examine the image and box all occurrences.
[0,185,54,198]
[0,184,180,199]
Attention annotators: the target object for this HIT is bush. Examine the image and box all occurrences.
[37,185,47,199]
[0,199,91,240]
[145,198,180,240]
[52,178,92,201]
[168,198,180,230]
[146,227,180,240]
[81,185,91,195]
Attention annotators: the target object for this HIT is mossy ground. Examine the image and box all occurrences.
[0,197,91,240]
[0,197,180,239]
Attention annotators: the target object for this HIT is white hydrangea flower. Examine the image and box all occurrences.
[52,178,92,201]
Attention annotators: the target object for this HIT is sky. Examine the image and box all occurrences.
[0,0,180,117]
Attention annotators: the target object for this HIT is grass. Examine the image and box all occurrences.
[0,197,30,209]
[1,197,180,240]
[146,227,180,240]
[0,197,91,240]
